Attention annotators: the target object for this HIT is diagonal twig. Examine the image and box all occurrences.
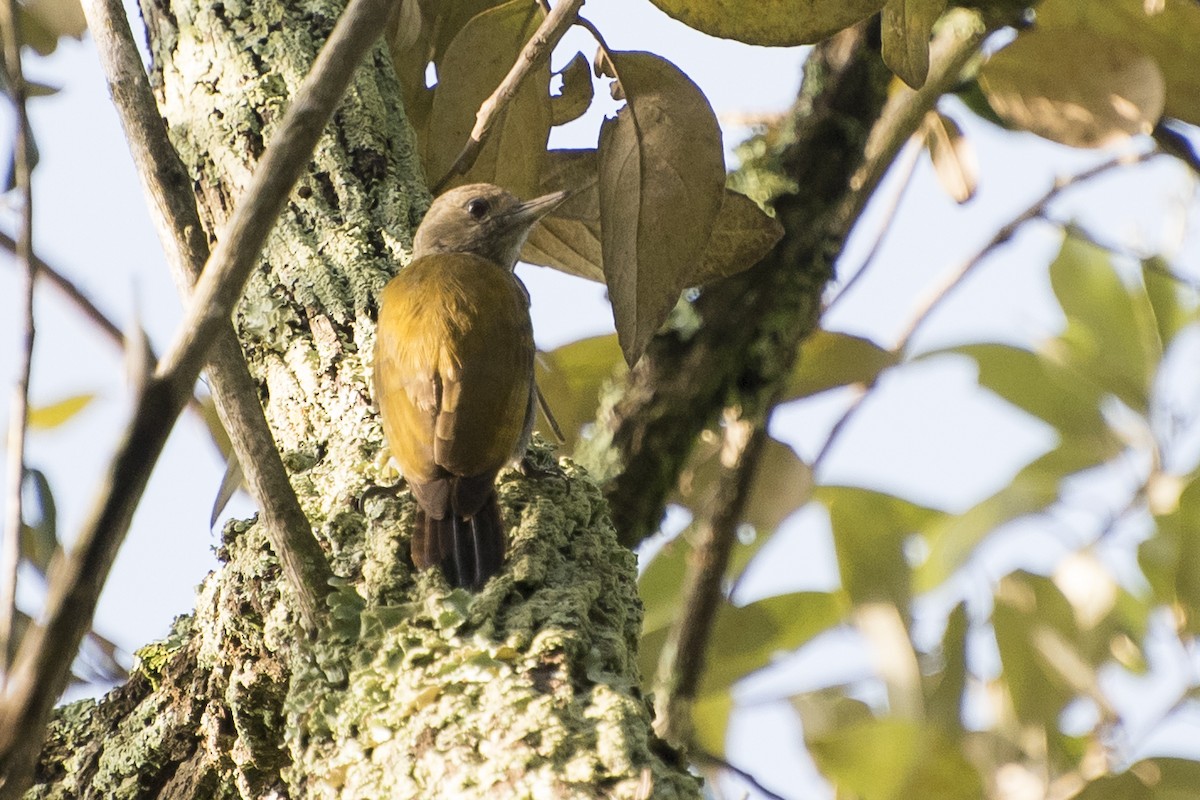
[80,0,334,628]
[433,0,583,191]
[0,0,394,795]
[0,0,37,690]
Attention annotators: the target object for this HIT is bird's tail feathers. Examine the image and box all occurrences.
[412,492,506,590]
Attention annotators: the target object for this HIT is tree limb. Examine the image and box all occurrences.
[0,0,393,794]
[80,0,334,630]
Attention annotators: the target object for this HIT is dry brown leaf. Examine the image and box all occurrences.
[597,51,725,365]
[693,190,784,285]
[980,28,1165,148]
[923,110,978,204]
[551,52,594,127]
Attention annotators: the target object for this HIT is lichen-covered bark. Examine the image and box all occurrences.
[23,0,695,797]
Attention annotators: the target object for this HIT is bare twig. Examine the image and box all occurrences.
[80,0,333,628]
[0,0,392,794]
[812,151,1157,473]
[692,749,791,800]
[653,408,768,746]
[433,0,583,191]
[0,0,36,689]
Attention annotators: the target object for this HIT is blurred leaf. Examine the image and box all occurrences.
[28,393,93,430]
[1076,758,1200,800]
[643,0,885,46]
[980,28,1164,148]
[699,591,846,695]
[522,149,604,282]
[691,690,734,757]
[210,454,245,528]
[638,535,690,638]
[597,50,725,364]
[550,52,593,127]
[923,110,977,204]
[819,486,938,609]
[676,435,812,571]
[534,333,625,449]
[783,330,899,401]
[1050,233,1160,413]
[1036,0,1200,127]
[926,602,968,733]
[917,441,1117,591]
[198,395,232,460]
[1140,473,1200,633]
[1143,258,1199,349]
[427,0,550,198]
[692,189,783,285]
[881,0,946,88]
[19,467,57,574]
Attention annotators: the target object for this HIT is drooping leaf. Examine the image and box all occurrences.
[925,602,968,733]
[698,591,845,695]
[782,329,899,401]
[1140,473,1200,634]
[596,50,725,364]
[19,468,58,574]
[1142,257,1198,350]
[210,454,245,528]
[1036,0,1200,127]
[1050,233,1160,413]
[643,0,886,46]
[692,189,783,285]
[923,110,977,204]
[426,0,551,197]
[979,28,1165,148]
[550,52,594,127]
[198,395,232,460]
[522,149,604,282]
[28,393,93,430]
[691,690,734,757]
[534,333,625,449]
[881,0,947,88]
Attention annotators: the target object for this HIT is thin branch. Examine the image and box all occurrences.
[692,749,791,800]
[80,0,333,627]
[0,0,392,794]
[433,0,583,191]
[0,0,36,689]
[653,409,768,746]
[812,151,1157,474]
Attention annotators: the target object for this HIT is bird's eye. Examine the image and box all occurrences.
[466,198,490,219]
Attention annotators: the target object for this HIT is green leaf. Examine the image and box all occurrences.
[691,690,733,757]
[1143,257,1198,349]
[638,536,690,639]
[783,330,899,401]
[980,28,1165,148]
[881,0,946,88]
[699,592,845,695]
[550,52,593,127]
[1050,233,1160,413]
[28,393,94,430]
[427,0,551,198]
[808,718,922,800]
[643,0,886,46]
[1036,0,1200,127]
[534,333,625,449]
[925,602,968,733]
[19,468,58,574]
[597,50,725,364]
[1140,473,1200,633]
[819,486,939,608]
[1075,758,1200,800]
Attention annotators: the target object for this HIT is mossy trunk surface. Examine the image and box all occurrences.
[24,1,696,797]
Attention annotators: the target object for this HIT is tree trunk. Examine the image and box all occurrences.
[23,0,697,797]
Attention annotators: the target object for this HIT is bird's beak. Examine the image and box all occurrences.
[507,189,572,227]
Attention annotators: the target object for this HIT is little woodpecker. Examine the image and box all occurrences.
[373,183,568,590]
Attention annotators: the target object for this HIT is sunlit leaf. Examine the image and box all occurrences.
[1050,233,1160,413]
[198,395,232,460]
[923,110,977,204]
[534,333,625,449]
[1143,258,1199,349]
[926,602,968,733]
[980,28,1165,148]
[1075,757,1200,800]
[809,718,922,800]
[597,50,725,364]
[782,330,899,402]
[1036,0,1200,127]
[28,393,94,430]
[551,52,593,127]
[881,0,946,88]
[643,0,885,46]
[427,0,550,197]
[1140,473,1200,633]
[19,467,57,574]
[692,690,734,757]
[699,591,846,695]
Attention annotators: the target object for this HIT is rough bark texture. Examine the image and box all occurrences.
[23,0,695,797]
